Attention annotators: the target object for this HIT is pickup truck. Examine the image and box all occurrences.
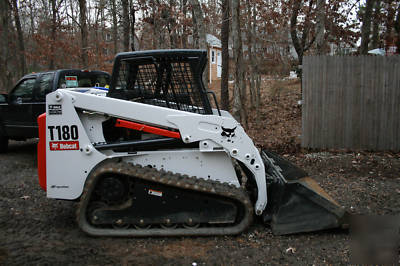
[0,69,110,152]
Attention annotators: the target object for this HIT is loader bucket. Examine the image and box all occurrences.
[261,150,349,235]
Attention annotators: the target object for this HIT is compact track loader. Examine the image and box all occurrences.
[37,50,348,236]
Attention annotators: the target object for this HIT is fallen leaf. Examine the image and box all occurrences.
[285,247,296,254]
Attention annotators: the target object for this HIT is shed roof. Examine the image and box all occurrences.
[206,34,221,48]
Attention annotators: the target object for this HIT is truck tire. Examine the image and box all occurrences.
[0,127,8,153]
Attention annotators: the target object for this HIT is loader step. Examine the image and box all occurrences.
[76,161,253,237]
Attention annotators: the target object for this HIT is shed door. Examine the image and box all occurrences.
[217,51,222,78]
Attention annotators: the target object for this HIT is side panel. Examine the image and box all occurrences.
[45,92,107,199]
[167,115,267,214]
[123,150,239,186]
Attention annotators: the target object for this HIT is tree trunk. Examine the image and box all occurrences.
[111,0,118,54]
[220,0,230,110]
[28,0,35,36]
[181,0,188,48]
[255,73,261,124]
[371,0,381,49]
[191,8,199,48]
[49,0,57,69]
[189,0,207,49]
[315,0,325,54]
[151,3,161,49]
[0,0,13,92]
[231,0,246,125]
[189,0,208,87]
[290,0,303,65]
[246,0,256,108]
[290,0,315,66]
[251,3,261,124]
[122,0,130,51]
[130,2,136,51]
[167,0,177,48]
[79,0,89,68]
[360,0,375,54]
[394,3,400,52]
[69,0,76,34]
[251,3,260,123]
[11,0,26,76]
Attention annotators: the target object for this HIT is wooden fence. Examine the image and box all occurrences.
[302,55,400,151]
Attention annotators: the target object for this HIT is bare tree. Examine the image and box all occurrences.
[189,0,208,87]
[360,0,375,54]
[315,0,325,54]
[247,1,261,122]
[252,3,261,124]
[290,0,316,66]
[122,0,130,51]
[394,3,400,51]
[149,2,163,49]
[189,0,207,49]
[220,0,230,110]
[130,1,136,51]
[245,0,257,108]
[371,0,381,49]
[11,0,26,76]
[181,0,188,48]
[231,0,246,125]
[79,0,89,68]
[0,0,13,91]
[49,0,57,69]
[111,0,118,54]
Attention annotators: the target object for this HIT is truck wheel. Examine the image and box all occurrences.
[0,131,8,153]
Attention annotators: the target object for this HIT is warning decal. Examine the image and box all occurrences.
[148,189,163,197]
[48,104,62,115]
[50,141,80,151]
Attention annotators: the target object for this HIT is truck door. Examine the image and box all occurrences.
[4,77,38,138]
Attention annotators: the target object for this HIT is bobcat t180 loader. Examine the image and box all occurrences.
[37,50,348,236]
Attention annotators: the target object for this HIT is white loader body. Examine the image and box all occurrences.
[43,89,268,214]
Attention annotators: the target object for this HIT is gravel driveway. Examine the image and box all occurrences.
[0,140,399,265]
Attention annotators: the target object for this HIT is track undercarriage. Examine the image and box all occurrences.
[77,161,253,236]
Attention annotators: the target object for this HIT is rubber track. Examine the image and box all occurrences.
[76,160,253,237]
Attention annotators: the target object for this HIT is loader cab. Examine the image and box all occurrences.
[107,50,214,115]
[104,50,217,148]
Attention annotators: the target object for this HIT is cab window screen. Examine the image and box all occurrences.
[115,59,210,114]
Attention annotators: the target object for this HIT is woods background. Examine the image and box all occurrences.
[1,0,400,124]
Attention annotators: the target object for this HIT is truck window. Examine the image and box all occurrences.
[37,73,55,101]
[0,94,6,103]
[58,72,110,89]
[10,78,36,103]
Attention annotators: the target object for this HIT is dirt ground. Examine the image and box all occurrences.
[1,80,399,265]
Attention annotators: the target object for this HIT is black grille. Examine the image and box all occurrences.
[110,51,212,115]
